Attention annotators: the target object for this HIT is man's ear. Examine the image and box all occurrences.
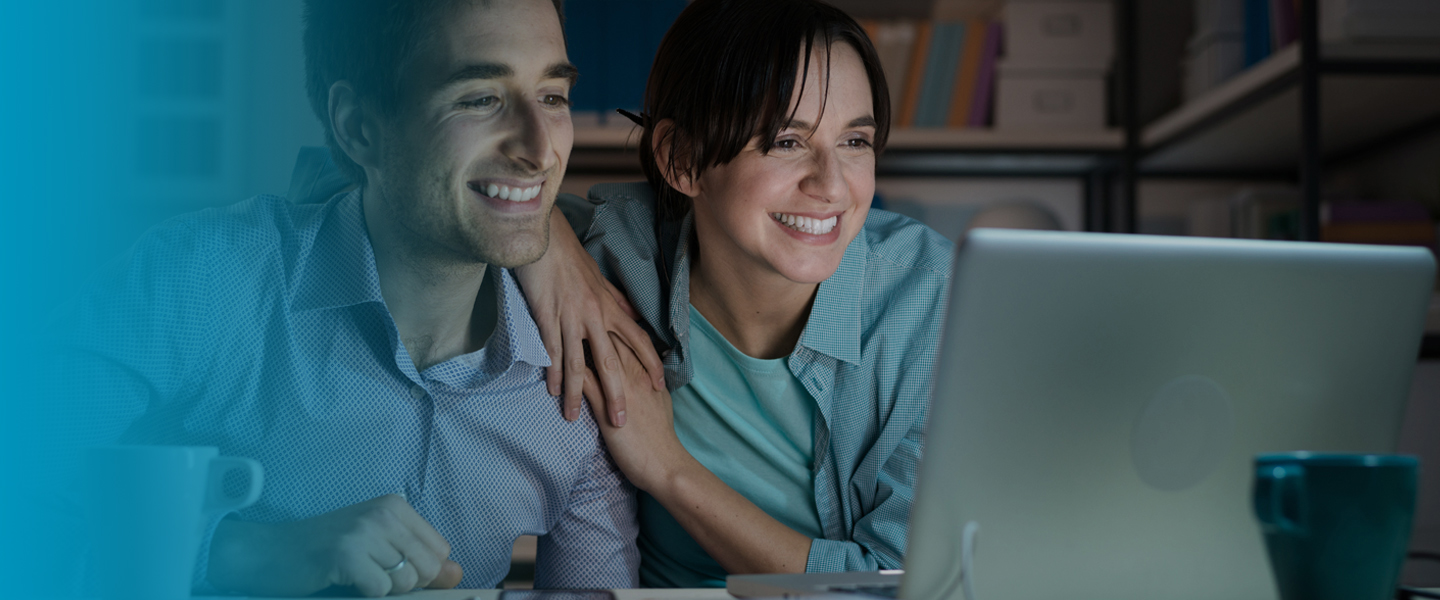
[328,81,382,174]
[652,119,699,198]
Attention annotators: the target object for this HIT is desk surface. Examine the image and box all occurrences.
[196,589,733,600]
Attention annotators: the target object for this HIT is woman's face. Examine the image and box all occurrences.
[689,42,876,287]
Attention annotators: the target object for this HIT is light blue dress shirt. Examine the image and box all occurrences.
[640,305,824,587]
[62,170,639,591]
[556,182,954,580]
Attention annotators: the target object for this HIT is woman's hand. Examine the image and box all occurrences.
[583,333,812,574]
[513,208,665,428]
[581,331,693,492]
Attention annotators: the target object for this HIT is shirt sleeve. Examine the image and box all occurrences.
[804,418,920,572]
[533,432,641,588]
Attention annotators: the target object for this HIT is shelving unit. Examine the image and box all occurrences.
[570,1,1440,358]
[1115,0,1440,358]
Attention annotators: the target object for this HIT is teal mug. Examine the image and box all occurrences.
[1253,452,1418,600]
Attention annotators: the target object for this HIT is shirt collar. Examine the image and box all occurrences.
[800,223,866,365]
[671,209,866,367]
[486,268,553,370]
[293,189,386,312]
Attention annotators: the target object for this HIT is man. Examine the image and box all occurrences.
[62,0,637,595]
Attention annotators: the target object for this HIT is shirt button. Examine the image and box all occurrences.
[410,385,426,400]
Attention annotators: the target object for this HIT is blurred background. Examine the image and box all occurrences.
[11,0,1437,589]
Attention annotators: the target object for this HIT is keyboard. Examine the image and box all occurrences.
[827,585,900,598]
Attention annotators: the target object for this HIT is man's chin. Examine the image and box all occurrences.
[467,229,550,269]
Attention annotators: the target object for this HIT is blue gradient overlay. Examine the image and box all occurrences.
[0,2,324,596]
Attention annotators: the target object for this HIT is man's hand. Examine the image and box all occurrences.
[208,494,463,597]
[514,208,666,428]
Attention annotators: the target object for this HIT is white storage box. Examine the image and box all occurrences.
[995,62,1108,130]
[1183,33,1246,100]
[1321,0,1440,41]
[1003,0,1114,67]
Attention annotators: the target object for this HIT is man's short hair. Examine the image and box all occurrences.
[302,0,566,186]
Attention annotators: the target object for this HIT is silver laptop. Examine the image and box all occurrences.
[729,229,1434,600]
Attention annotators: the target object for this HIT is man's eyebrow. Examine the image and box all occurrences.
[442,63,513,86]
[439,62,578,88]
[545,62,579,86]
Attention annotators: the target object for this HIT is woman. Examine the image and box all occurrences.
[517,0,953,586]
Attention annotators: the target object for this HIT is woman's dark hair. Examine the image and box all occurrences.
[639,0,891,222]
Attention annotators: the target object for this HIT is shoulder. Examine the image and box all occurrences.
[859,208,954,291]
[133,194,324,259]
[111,195,330,309]
[583,182,659,233]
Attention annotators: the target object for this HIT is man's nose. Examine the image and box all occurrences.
[499,99,555,173]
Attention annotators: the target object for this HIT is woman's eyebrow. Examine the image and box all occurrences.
[848,116,877,128]
[781,116,878,131]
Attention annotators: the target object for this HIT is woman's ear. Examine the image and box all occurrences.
[652,119,699,198]
[329,80,382,175]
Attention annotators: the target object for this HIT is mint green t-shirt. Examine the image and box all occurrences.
[638,305,825,588]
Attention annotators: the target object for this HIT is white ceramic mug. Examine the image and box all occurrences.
[84,445,263,600]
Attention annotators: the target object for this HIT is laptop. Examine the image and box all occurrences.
[728,229,1434,600]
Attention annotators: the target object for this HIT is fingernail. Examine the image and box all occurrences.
[615,410,626,427]
[568,407,579,420]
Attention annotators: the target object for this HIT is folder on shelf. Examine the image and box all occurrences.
[947,19,988,128]
[914,21,967,128]
[898,20,934,127]
[969,21,1003,127]
[1244,0,1273,66]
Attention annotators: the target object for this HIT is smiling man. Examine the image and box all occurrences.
[61,0,637,596]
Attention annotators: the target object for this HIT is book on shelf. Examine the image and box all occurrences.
[868,17,1001,129]
[1321,200,1437,249]
[1241,0,1300,68]
[915,21,967,128]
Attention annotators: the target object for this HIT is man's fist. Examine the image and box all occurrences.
[208,494,463,597]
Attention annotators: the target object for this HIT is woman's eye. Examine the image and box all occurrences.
[773,138,800,150]
[845,138,874,149]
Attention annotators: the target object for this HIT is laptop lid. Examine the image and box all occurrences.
[903,230,1434,600]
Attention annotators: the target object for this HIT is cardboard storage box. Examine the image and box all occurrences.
[1003,0,1114,67]
[995,62,1108,130]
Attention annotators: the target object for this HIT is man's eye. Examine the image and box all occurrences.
[460,96,498,109]
[541,94,571,107]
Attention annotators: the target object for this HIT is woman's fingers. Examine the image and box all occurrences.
[581,369,607,427]
[540,313,564,397]
[604,277,642,321]
[562,323,589,421]
[587,323,629,428]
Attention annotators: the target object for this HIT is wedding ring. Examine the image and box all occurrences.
[383,556,407,574]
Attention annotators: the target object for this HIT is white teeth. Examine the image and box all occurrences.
[771,212,838,235]
[481,183,542,202]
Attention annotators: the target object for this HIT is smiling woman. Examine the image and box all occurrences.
[514,0,954,588]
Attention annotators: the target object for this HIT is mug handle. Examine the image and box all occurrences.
[1254,463,1306,534]
[204,456,264,515]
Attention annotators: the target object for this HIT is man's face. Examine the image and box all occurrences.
[369,0,574,268]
